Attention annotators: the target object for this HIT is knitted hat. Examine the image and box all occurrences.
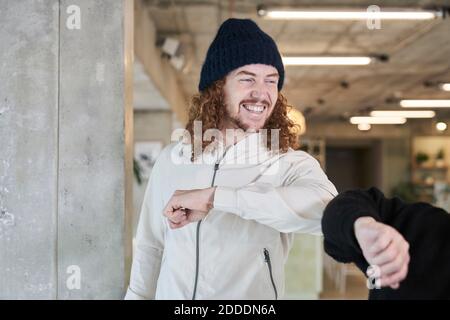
[198,18,285,92]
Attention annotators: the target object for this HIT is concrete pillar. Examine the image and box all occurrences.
[0,0,59,299]
[0,0,133,299]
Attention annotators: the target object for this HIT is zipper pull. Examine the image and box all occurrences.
[214,162,219,171]
[263,248,270,262]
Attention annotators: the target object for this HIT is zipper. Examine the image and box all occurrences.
[192,147,230,300]
[263,248,278,300]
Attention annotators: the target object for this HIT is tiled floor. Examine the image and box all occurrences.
[320,267,369,300]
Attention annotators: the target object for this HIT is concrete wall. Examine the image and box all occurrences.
[0,0,133,299]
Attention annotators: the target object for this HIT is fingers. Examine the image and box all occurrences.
[378,252,405,275]
[371,230,409,264]
[166,208,208,229]
[377,240,409,274]
[166,209,187,230]
[170,209,187,223]
[371,240,397,266]
[367,228,393,256]
[366,229,410,289]
[380,258,409,288]
[357,220,411,290]
[390,283,400,290]
[168,218,190,229]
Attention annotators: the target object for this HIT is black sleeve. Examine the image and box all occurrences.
[322,187,450,299]
[321,187,408,273]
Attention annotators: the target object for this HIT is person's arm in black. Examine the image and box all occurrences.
[321,187,408,273]
[322,186,450,297]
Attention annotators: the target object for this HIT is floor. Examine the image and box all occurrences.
[320,265,369,300]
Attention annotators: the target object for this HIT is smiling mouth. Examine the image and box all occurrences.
[241,104,267,114]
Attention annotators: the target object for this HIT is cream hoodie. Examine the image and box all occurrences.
[125,133,338,300]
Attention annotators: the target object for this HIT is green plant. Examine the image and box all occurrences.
[415,152,429,166]
[436,149,445,160]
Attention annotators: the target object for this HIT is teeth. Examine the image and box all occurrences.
[242,104,265,113]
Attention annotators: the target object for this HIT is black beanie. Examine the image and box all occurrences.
[198,18,285,92]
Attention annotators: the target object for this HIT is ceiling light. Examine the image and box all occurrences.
[439,83,450,91]
[350,116,407,124]
[357,123,371,131]
[258,7,441,20]
[370,110,436,118]
[400,100,450,108]
[282,56,372,66]
[436,122,448,131]
[170,55,185,71]
[287,109,306,135]
[161,37,180,56]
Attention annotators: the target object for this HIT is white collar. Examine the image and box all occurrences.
[177,131,277,165]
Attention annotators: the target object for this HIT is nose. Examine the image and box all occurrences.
[250,90,260,99]
[250,81,269,102]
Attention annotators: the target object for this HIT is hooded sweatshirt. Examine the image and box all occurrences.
[125,132,338,299]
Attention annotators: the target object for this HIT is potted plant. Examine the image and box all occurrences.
[415,152,429,167]
[436,149,445,167]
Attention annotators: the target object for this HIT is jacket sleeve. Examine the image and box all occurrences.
[213,152,338,235]
[321,187,415,273]
[322,186,450,272]
[124,149,168,300]
[321,187,387,271]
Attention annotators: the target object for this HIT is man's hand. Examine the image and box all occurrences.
[354,216,410,290]
[163,187,216,229]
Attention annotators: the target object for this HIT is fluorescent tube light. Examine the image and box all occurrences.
[439,83,450,91]
[350,116,407,124]
[357,123,371,131]
[400,100,450,108]
[282,56,372,66]
[370,110,436,118]
[261,9,440,20]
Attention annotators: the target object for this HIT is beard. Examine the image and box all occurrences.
[224,109,250,131]
[222,105,270,132]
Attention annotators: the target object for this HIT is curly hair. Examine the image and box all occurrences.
[185,78,301,161]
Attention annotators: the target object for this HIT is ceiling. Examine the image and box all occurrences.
[141,0,450,121]
[134,58,170,110]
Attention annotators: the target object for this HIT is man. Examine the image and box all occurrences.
[125,18,337,300]
[322,187,450,299]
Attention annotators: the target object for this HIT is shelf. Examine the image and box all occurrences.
[413,165,448,170]
[412,183,434,187]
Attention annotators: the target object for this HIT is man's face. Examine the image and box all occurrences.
[222,64,279,131]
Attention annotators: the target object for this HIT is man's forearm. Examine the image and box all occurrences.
[213,182,336,234]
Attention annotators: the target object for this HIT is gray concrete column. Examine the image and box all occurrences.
[0,0,59,299]
[0,0,133,299]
